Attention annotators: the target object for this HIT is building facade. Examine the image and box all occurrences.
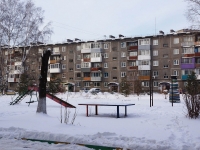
[1,29,200,93]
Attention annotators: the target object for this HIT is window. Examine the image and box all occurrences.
[113,57,117,60]
[84,82,90,87]
[163,44,168,47]
[77,73,81,78]
[69,68,73,71]
[153,71,158,77]
[163,64,168,68]
[182,58,192,63]
[130,52,137,56]
[174,59,179,65]
[121,72,126,77]
[153,81,158,87]
[121,42,126,48]
[104,53,108,58]
[174,38,179,44]
[81,62,90,68]
[138,38,150,45]
[183,36,193,42]
[173,49,179,54]
[77,82,80,87]
[113,77,117,80]
[50,63,60,69]
[104,63,108,68]
[142,81,149,87]
[104,82,108,87]
[182,47,194,54]
[112,67,117,70]
[104,43,108,49]
[62,47,66,52]
[153,50,158,56]
[153,61,159,66]
[62,64,66,69]
[69,50,73,53]
[63,56,66,60]
[138,50,150,55]
[77,55,81,60]
[153,39,158,45]
[138,60,150,65]
[69,59,73,62]
[173,70,179,76]
[182,69,193,75]
[121,52,126,57]
[163,54,168,58]
[104,72,109,78]
[94,82,100,87]
[62,73,66,78]
[76,64,81,69]
[69,77,73,80]
[164,73,168,79]
[121,62,126,67]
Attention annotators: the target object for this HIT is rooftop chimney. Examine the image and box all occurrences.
[170,29,175,33]
[67,39,73,42]
[159,30,164,35]
[109,35,115,38]
[75,38,81,41]
[119,34,124,38]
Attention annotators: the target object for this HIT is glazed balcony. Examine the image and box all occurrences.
[138,65,150,70]
[127,46,138,51]
[181,63,195,69]
[183,53,195,57]
[138,55,150,60]
[83,77,91,81]
[181,75,188,80]
[127,66,138,70]
[127,56,137,60]
[91,57,102,62]
[49,60,60,64]
[49,68,61,73]
[181,41,194,47]
[8,78,19,82]
[195,63,200,68]
[81,48,102,53]
[195,41,200,46]
[195,53,200,57]
[91,67,102,71]
[82,58,91,62]
[91,77,102,81]
[138,76,150,80]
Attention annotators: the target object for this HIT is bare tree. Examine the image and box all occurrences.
[0,0,52,91]
[185,0,200,29]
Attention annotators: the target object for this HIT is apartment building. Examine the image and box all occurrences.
[1,29,200,93]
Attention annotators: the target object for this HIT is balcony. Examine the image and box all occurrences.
[138,65,150,70]
[127,56,137,60]
[91,57,102,62]
[127,66,138,70]
[91,77,102,81]
[91,67,102,71]
[83,77,91,81]
[196,63,200,68]
[52,51,60,55]
[82,58,91,62]
[8,78,19,82]
[50,60,60,64]
[183,53,195,57]
[127,46,138,51]
[195,53,200,57]
[138,55,150,60]
[138,45,150,50]
[195,41,200,46]
[181,75,188,80]
[138,76,150,80]
[49,68,61,73]
[81,48,102,53]
[181,41,194,47]
[181,63,195,69]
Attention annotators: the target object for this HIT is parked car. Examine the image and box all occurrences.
[80,88,89,93]
[88,88,101,94]
[6,90,16,95]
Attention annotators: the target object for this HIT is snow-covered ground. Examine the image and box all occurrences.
[0,92,200,150]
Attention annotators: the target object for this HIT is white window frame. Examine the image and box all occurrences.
[174,38,179,44]
[153,71,159,77]
[153,39,158,45]
[84,82,90,87]
[104,53,108,58]
[121,42,126,48]
[104,72,108,78]
[94,82,100,87]
[121,52,126,57]
[104,43,108,49]
[62,47,66,52]
[121,62,126,67]
[173,49,179,54]
[121,72,126,77]
[153,81,158,87]
[104,63,108,68]
[153,50,158,56]
[62,64,66,70]
[142,81,149,87]
[76,64,81,69]
[77,55,81,60]
[153,61,159,66]
[173,70,179,76]
[174,59,179,65]
[104,82,108,87]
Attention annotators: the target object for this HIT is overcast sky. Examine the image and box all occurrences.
[33,0,190,43]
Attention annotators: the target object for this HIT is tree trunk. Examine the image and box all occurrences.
[36,49,51,114]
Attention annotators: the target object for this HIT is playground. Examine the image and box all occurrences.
[1,92,200,150]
